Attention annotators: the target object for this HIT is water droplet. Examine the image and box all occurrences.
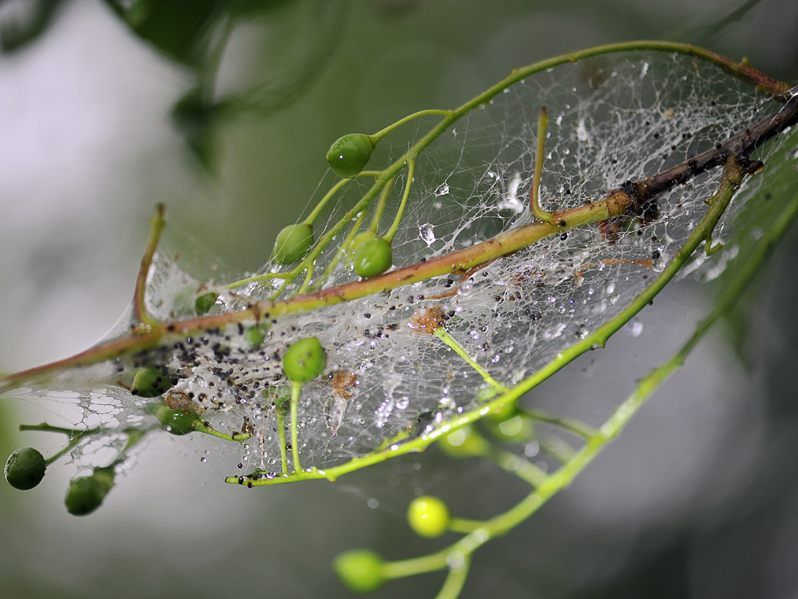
[419,223,436,246]
[435,183,450,197]
[624,319,644,337]
[576,119,589,142]
[367,498,380,509]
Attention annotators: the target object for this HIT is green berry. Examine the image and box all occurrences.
[326,133,374,178]
[273,223,314,264]
[131,366,172,398]
[488,414,533,443]
[438,426,489,458]
[194,291,218,315]
[65,469,115,516]
[151,404,199,436]
[350,230,377,255]
[353,237,392,278]
[407,495,450,538]
[333,550,385,593]
[4,447,46,490]
[244,323,268,347]
[282,337,326,383]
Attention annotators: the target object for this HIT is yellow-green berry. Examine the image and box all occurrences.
[131,366,172,398]
[4,447,46,490]
[407,495,450,538]
[194,292,218,315]
[333,550,385,593]
[354,237,392,278]
[326,133,374,178]
[282,337,326,383]
[65,469,115,516]
[273,223,314,264]
[438,426,489,458]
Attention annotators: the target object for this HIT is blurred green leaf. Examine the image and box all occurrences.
[0,0,63,54]
[102,0,222,66]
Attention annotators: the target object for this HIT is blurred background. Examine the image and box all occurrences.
[0,0,797,597]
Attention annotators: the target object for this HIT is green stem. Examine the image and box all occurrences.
[517,408,598,439]
[435,557,471,599]
[194,421,251,443]
[304,176,351,225]
[371,109,453,142]
[225,271,293,291]
[290,381,303,473]
[369,176,394,233]
[276,405,289,475]
[384,160,415,243]
[316,210,370,289]
[434,328,508,392]
[133,203,166,328]
[529,106,554,224]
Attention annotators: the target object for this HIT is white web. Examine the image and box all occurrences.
[8,52,795,481]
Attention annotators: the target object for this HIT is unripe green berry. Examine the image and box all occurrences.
[194,292,218,315]
[244,324,267,347]
[65,469,115,516]
[350,230,377,255]
[487,414,533,443]
[326,133,374,178]
[333,550,385,593]
[131,366,172,398]
[407,495,450,538]
[151,404,199,436]
[438,426,489,458]
[4,447,46,490]
[273,223,314,264]
[354,237,392,278]
[282,337,326,383]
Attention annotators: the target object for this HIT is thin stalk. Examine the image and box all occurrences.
[133,203,166,328]
[435,557,471,599]
[384,160,415,243]
[371,109,453,142]
[290,381,303,472]
[517,407,598,439]
[434,328,508,392]
[276,406,289,475]
[529,106,553,223]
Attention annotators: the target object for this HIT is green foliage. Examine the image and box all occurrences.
[4,447,46,490]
